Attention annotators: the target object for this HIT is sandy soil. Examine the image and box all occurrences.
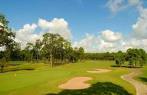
[87,69,112,73]
[58,77,92,89]
[121,69,147,95]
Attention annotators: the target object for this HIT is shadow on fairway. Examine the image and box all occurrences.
[46,82,132,95]
[111,65,142,68]
[139,77,147,83]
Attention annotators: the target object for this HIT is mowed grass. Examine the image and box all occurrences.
[137,64,147,84]
[0,60,136,95]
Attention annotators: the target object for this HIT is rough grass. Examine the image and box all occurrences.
[0,60,136,95]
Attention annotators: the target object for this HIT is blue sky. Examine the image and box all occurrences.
[0,0,139,39]
[0,0,147,52]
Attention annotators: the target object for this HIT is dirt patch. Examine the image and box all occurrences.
[87,69,112,73]
[58,77,92,89]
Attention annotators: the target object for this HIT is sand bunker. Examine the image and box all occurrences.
[58,77,92,89]
[87,69,111,73]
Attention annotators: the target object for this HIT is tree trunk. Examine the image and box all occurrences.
[36,53,39,63]
[1,66,4,73]
[50,54,53,67]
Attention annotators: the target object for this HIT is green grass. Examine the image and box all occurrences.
[3,62,47,72]
[0,60,136,95]
[137,65,147,84]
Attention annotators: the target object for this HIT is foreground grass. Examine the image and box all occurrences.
[0,60,136,95]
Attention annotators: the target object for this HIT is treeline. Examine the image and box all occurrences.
[0,34,84,64]
[115,49,147,67]
[83,49,147,67]
[83,52,114,60]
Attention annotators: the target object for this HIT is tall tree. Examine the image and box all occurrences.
[24,43,34,62]
[42,33,62,67]
[126,48,147,67]
[0,14,15,72]
[114,51,125,67]
[78,47,84,61]
[34,39,42,62]
[0,57,6,73]
[10,43,21,61]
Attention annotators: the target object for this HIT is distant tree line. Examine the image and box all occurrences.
[115,49,147,67]
[7,34,84,64]
[83,49,147,67]
[83,52,114,60]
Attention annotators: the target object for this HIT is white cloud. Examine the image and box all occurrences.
[15,18,72,48]
[73,30,123,52]
[38,18,72,40]
[121,38,147,51]
[99,40,116,52]
[38,18,51,30]
[128,0,140,6]
[106,0,126,13]
[73,33,99,52]
[15,24,41,48]
[106,0,141,14]
[101,30,122,42]
[132,7,147,39]
[73,28,147,52]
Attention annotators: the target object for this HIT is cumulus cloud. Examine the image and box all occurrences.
[38,18,72,40]
[133,7,147,39]
[128,0,140,6]
[15,18,72,48]
[99,40,116,52]
[121,38,147,51]
[73,30,123,52]
[15,24,41,48]
[38,18,51,30]
[101,30,122,42]
[73,33,99,52]
[106,0,126,13]
[73,25,147,52]
[106,0,141,14]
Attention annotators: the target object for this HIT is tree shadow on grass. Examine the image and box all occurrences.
[46,82,132,95]
[111,65,142,68]
[139,77,147,83]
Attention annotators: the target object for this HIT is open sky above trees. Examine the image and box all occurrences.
[0,0,147,52]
